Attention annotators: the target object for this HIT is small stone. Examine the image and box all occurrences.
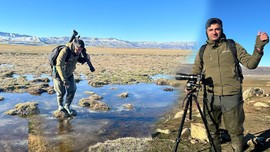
[163,88,174,91]
[254,102,269,108]
[123,103,133,109]
[118,92,129,98]
[156,128,171,134]
[85,91,95,95]
[181,128,190,136]
[190,123,208,142]
[0,96,4,101]
[173,110,184,119]
[53,109,77,118]
[90,94,103,100]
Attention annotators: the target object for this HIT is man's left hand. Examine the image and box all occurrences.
[259,31,269,42]
[256,31,269,51]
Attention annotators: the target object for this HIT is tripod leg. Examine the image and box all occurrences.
[173,94,192,152]
[189,95,192,120]
[193,96,217,152]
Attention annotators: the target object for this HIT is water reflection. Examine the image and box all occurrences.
[0,80,181,151]
[57,118,73,135]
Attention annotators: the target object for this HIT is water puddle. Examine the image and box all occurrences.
[13,73,51,80]
[150,74,174,80]
[0,64,13,68]
[0,79,181,151]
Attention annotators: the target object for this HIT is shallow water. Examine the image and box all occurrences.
[0,77,181,151]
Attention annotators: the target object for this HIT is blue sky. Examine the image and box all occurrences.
[0,0,206,42]
[0,0,269,66]
[199,0,270,66]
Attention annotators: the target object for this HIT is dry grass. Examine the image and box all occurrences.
[0,44,191,55]
[0,44,192,84]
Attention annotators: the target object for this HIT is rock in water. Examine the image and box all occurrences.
[53,109,77,119]
[5,102,40,117]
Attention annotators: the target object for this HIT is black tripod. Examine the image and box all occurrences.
[173,82,217,152]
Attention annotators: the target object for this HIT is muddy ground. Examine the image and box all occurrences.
[0,44,269,152]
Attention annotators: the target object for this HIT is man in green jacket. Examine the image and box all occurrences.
[53,39,89,116]
[192,18,269,152]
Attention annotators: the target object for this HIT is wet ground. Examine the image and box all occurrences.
[0,76,180,152]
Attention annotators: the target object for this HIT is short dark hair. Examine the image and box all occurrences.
[74,38,85,48]
[205,18,223,29]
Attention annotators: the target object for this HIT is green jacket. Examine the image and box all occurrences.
[192,37,263,95]
[55,42,85,84]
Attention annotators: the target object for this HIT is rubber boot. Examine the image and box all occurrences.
[231,136,244,152]
[64,91,75,115]
[64,103,72,115]
[57,97,64,111]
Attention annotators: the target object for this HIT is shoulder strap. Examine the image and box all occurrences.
[199,44,207,65]
[226,39,244,83]
[53,45,71,63]
[226,39,238,62]
[65,47,71,62]
[198,40,243,83]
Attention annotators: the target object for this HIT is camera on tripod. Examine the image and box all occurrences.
[173,72,216,152]
[175,73,204,91]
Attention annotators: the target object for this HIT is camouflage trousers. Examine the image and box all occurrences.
[204,93,245,152]
[53,74,77,110]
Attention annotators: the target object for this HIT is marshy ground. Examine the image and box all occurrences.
[0,44,269,152]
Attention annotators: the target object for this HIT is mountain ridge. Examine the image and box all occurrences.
[0,31,196,49]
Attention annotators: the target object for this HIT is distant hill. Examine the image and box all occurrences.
[177,64,270,75]
[0,31,196,49]
[242,66,270,76]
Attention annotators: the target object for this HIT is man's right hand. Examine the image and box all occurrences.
[64,81,70,88]
[184,88,191,94]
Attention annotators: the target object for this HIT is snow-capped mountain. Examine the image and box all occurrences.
[0,31,196,49]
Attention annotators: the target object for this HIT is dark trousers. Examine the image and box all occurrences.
[53,75,77,109]
[205,94,245,152]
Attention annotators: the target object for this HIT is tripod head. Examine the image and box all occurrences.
[175,73,204,92]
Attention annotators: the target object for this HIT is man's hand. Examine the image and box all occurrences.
[256,31,269,51]
[184,88,191,94]
[259,31,269,42]
[63,81,70,89]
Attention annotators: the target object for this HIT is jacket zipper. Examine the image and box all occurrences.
[216,47,223,95]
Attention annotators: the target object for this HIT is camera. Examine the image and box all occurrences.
[175,73,200,81]
[175,73,204,91]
